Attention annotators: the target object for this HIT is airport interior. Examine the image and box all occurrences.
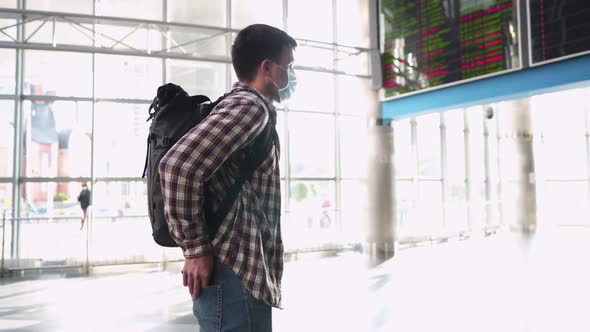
[0,0,589,331]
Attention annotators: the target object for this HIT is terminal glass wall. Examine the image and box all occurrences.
[0,0,372,270]
[392,86,590,242]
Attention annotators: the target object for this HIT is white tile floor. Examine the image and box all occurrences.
[1,227,589,331]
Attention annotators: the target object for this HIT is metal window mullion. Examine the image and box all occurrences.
[495,110,505,229]
[0,40,371,78]
[0,8,238,33]
[94,177,146,182]
[161,0,167,94]
[282,0,291,218]
[585,106,590,209]
[281,108,341,116]
[284,110,291,216]
[410,117,418,229]
[226,0,232,91]
[22,95,94,102]
[0,8,372,53]
[464,109,472,233]
[87,0,97,275]
[333,111,342,232]
[19,177,92,183]
[483,109,492,231]
[283,0,288,31]
[161,0,168,269]
[331,0,341,233]
[440,113,448,231]
[11,0,25,260]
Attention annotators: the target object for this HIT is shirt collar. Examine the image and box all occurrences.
[232,82,276,110]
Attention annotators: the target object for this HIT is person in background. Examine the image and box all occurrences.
[77,183,90,230]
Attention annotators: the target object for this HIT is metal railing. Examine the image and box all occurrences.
[1,208,7,276]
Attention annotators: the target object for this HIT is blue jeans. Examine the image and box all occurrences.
[193,262,272,332]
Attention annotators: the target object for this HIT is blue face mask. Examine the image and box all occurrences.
[270,63,297,102]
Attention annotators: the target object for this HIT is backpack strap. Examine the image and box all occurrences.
[205,88,275,239]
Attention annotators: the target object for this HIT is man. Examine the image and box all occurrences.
[159,24,296,331]
[77,183,90,230]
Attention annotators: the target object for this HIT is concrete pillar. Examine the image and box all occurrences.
[365,0,395,258]
[367,118,395,257]
[496,99,537,233]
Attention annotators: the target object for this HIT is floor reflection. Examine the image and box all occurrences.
[0,228,588,331]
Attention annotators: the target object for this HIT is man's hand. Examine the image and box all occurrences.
[182,254,214,300]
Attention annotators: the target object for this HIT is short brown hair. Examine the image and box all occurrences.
[231,24,297,82]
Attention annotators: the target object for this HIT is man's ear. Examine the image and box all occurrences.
[260,59,273,75]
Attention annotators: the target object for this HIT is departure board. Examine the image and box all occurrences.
[382,0,519,98]
[530,0,590,64]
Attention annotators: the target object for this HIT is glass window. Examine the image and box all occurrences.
[90,181,159,264]
[95,0,163,21]
[277,111,286,177]
[0,183,12,260]
[0,101,14,177]
[20,181,94,218]
[295,45,333,71]
[95,55,162,100]
[0,1,16,8]
[288,0,333,43]
[18,181,90,264]
[26,0,93,14]
[230,63,239,85]
[336,76,373,116]
[0,19,17,42]
[231,0,283,29]
[166,59,227,97]
[538,181,590,226]
[287,70,334,112]
[166,27,228,57]
[485,110,500,183]
[469,182,488,230]
[24,51,92,97]
[92,181,147,217]
[542,133,587,180]
[417,180,443,234]
[340,115,368,179]
[466,106,485,181]
[498,138,521,181]
[336,49,369,76]
[280,179,286,213]
[94,102,149,178]
[444,109,465,182]
[95,24,162,52]
[336,0,370,47]
[340,180,367,241]
[393,118,413,179]
[499,181,520,227]
[23,100,92,178]
[168,0,226,27]
[289,180,335,230]
[444,180,467,232]
[26,21,93,47]
[395,180,417,236]
[532,89,588,180]
[443,109,467,232]
[416,113,441,179]
[419,181,443,206]
[288,112,335,178]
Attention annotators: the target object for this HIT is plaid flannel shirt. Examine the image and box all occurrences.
[159,82,283,307]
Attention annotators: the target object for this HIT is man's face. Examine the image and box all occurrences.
[268,47,295,102]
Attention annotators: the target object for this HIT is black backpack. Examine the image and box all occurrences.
[142,83,274,247]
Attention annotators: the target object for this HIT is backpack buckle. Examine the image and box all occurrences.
[155,136,170,148]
